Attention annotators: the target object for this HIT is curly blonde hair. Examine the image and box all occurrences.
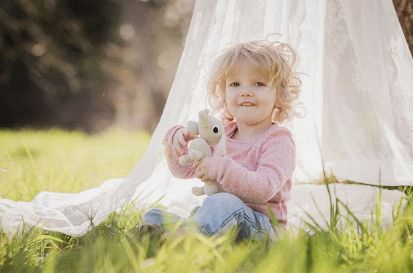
[207,40,302,124]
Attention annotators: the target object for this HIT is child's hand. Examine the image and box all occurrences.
[194,156,212,181]
[172,127,195,155]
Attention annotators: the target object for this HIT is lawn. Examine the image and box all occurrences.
[0,129,412,273]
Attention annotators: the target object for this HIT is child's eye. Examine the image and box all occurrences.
[229,82,240,87]
[255,82,265,87]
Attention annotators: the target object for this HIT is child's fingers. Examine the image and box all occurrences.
[172,130,185,152]
[172,141,182,154]
[177,133,186,147]
[174,146,183,154]
[195,168,204,179]
[195,163,208,180]
[186,134,196,141]
[173,128,186,146]
[193,160,200,168]
[183,129,196,141]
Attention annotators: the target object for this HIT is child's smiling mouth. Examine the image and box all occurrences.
[239,102,255,106]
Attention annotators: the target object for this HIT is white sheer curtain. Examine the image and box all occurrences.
[321,1,413,185]
[0,0,411,237]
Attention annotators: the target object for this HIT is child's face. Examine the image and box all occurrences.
[224,58,277,127]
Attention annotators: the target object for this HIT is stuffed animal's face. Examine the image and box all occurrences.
[198,110,223,145]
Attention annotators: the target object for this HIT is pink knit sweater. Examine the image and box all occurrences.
[163,121,296,226]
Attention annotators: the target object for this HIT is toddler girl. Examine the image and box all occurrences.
[141,40,301,241]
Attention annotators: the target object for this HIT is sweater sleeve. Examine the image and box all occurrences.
[163,125,196,179]
[208,132,295,204]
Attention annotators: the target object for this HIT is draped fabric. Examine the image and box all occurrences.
[0,0,411,237]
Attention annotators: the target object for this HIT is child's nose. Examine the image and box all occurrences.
[240,89,252,96]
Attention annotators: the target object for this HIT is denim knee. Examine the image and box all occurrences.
[202,192,244,211]
[142,208,164,226]
[195,193,246,236]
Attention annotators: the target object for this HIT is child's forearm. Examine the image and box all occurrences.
[208,137,295,204]
[209,156,283,203]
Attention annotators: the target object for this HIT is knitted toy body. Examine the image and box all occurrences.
[178,109,226,196]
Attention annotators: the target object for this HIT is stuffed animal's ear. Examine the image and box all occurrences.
[186,121,199,135]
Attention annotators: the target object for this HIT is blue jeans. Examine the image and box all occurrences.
[141,192,276,241]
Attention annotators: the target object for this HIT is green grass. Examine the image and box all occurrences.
[0,129,412,273]
[0,129,149,201]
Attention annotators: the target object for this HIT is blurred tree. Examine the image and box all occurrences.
[0,0,194,132]
[0,0,130,131]
[393,0,413,55]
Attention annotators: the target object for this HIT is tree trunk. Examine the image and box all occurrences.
[393,0,413,56]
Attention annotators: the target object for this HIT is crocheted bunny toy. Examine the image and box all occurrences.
[178,109,226,196]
